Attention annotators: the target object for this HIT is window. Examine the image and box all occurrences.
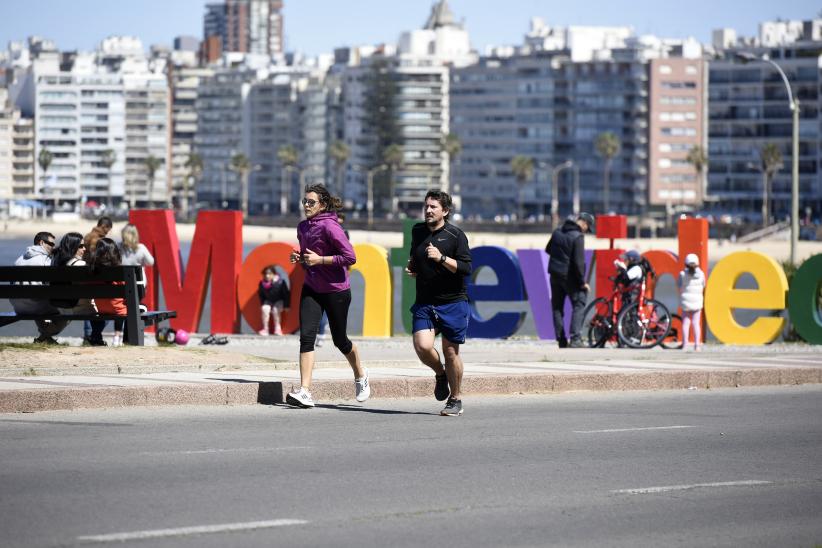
[661,127,696,136]
[661,96,696,105]
[659,112,697,122]
[661,81,696,89]
[659,65,672,74]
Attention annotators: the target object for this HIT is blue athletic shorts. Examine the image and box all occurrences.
[410,300,470,344]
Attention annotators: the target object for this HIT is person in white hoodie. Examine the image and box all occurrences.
[10,231,68,344]
[678,253,706,351]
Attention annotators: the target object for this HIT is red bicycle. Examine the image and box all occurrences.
[582,274,672,349]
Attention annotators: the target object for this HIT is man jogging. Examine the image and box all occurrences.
[545,212,595,348]
[406,190,472,416]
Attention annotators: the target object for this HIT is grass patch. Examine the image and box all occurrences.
[22,367,37,376]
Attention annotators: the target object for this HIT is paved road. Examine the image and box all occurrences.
[1,386,821,548]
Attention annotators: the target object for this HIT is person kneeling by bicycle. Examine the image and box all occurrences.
[613,250,653,305]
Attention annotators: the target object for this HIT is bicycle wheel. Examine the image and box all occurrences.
[582,297,617,348]
[616,298,672,349]
[660,313,684,349]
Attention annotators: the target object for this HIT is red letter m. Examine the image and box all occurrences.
[131,210,242,334]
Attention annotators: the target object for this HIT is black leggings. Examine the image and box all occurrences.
[299,286,353,355]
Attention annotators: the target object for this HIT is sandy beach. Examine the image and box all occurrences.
[2,217,821,261]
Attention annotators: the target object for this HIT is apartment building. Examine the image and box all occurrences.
[168,65,214,212]
[123,73,169,208]
[707,24,822,222]
[10,115,34,200]
[203,0,284,61]
[338,1,473,215]
[0,89,13,199]
[647,57,707,208]
[451,51,652,219]
[193,68,256,207]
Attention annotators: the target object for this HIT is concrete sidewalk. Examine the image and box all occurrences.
[0,336,820,413]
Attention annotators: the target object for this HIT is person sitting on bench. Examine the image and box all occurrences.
[50,232,107,346]
[9,231,67,345]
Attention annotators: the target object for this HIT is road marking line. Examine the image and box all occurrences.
[574,425,696,434]
[139,446,311,456]
[612,480,772,495]
[77,519,308,543]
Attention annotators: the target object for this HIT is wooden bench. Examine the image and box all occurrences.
[0,266,176,346]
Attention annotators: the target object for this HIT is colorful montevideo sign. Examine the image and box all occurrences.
[131,210,822,345]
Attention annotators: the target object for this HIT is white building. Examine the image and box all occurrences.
[5,36,175,210]
[0,89,13,200]
[168,64,214,212]
[194,68,257,208]
[340,0,476,216]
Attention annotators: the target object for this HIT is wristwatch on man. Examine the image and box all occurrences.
[439,254,447,264]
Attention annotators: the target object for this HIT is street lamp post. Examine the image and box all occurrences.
[538,160,574,228]
[572,164,580,217]
[736,52,800,264]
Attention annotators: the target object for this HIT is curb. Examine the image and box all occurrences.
[1,367,820,413]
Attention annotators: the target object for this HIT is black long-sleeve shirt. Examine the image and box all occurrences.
[545,219,586,289]
[408,222,472,305]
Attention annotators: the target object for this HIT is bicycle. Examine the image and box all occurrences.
[660,313,684,349]
[582,274,672,349]
[581,277,623,348]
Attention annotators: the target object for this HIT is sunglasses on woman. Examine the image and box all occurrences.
[302,199,318,207]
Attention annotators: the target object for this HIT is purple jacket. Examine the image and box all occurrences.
[297,211,356,293]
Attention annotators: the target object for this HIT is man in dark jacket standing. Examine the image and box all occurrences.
[545,212,595,348]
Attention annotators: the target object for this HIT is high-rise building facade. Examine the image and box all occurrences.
[647,57,707,208]
[123,73,169,207]
[4,37,176,209]
[10,114,34,200]
[168,64,214,211]
[203,0,284,62]
[194,68,256,207]
[338,1,474,216]
[451,52,652,220]
[0,89,13,199]
[707,25,822,222]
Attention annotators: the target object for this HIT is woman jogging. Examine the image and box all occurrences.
[286,184,369,408]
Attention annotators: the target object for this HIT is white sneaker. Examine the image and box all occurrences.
[286,387,315,408]
[355,369,371,402]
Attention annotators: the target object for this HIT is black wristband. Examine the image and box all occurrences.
[439,254,447,264]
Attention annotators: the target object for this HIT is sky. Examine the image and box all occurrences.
[1,0,819,56]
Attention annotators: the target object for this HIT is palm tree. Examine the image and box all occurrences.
[685,145,708,207]
[143,155,162,209]
[100,149,116,211]
[183,152,203,221]
[758,143,783,228]
[229,153,254,219]
[510,155,535,221]
[277,145,299,215]
[442,132,462,195]
[595,131,621,213]
[328,140,350,199]
[382,143,404,215]
[38,148,54,208]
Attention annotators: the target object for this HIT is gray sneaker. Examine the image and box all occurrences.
[440,398,463,416]
[434,373,450,401]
